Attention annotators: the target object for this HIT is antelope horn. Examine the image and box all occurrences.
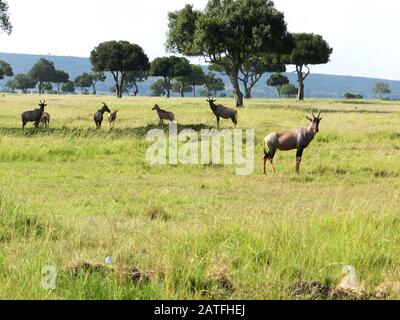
[317,110,321,119]
[310,110,315,119]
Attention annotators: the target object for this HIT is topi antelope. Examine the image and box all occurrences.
[21,100,47,130]
[152,104,175,125]
[40,112,51,128]
[263,110,323,175]
[207,98,237,129]
[93,102,111,129]
[108,109,119,129]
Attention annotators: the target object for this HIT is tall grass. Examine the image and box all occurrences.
[0,94,400,299]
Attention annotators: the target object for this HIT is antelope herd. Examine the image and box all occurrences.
[19,99,323,175]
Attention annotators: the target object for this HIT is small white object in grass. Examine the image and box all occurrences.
[105,256,112,265]
[339,265,357,290]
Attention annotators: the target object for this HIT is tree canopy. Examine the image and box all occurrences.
[29,58,57,94]
[280,83,298,98]
[90,41,149,98]
[53,70,70,93]
[0,0,12,35]
[0,59,13,80]
[125,71,147,96]
[285,33,332,100]
[166,0,292,107]
[373,82,391,100]
[150,56,191,98]
[204,72,225,97]
[267,73,289,98]
[74,74,92,93]
[150,79,168,97]
[173,64,205,97]
[61,81,75,94]
[12,74,37,93]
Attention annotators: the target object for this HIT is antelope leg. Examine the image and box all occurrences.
[269,159,276,174]
[263,157,267,175]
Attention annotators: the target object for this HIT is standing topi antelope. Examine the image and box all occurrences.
[108,109,119,129]
[207,98,238,129]
[21,100,47,130]
[263,110,323,175]
[40,112,51,128]
[93,102,111,129]
[152,104,175,125]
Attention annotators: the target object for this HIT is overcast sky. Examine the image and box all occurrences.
[0,0,399,80]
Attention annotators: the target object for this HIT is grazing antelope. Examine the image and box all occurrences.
[93,102,111,129]
[263,110,323,175]
[207,98,237,129]
[152,104,175,125]
[40,112,51,128]
[21,100,47,130]
[108,109,119,129]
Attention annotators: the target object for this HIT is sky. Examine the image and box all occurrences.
[0,0,399,80]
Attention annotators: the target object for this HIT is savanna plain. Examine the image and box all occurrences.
[0,94,400,300]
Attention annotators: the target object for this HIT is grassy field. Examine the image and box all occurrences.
[0,94,400,300]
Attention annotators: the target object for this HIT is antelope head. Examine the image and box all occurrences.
[101,102,111,113]
[206,98,216,106]
[306,110,323,134]
[38,100,47,110]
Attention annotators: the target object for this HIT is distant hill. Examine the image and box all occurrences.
[1,52,400,99]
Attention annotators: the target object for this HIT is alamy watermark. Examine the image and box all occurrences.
[41,265,57,290]
[146,123,255,176]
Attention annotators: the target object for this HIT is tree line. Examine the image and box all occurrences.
[0,0,395,103]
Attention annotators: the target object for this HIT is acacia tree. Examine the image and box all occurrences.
[373,82,391,100]
[0,60,13,80]
[29,59,57,94]
[74,74,91,93]
[0,0,12,35]
[173,64,205,97]
[267,73,289,98]
[90,41,149,98]
[150,56,191,98]
[13,74,37,93]
[172,82,192,97]
[280,83,298,98]
[285,33,332,100]
[125,71,147,96]
[204,72,225,97]
[167,1,291,107]
[210,54,286,99]
[150,79,167,97]
[5,79,15,92]
[53,70,69,93]
[61,81,75,94]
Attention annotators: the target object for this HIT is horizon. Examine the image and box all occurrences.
[1,51,400,84]
[0,0,399,81]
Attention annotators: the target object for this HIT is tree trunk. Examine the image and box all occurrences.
[296,65,309,101]
[297,77,305,101]
[92,84,97,95]
[165,77,171,98]
[228,70,244,107]
[244,87,252,99]
[193,85,196,97]
[133,83,139,96]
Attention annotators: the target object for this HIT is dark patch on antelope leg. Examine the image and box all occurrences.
[296,149,304,175]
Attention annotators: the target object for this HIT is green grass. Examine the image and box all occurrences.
[1,94,400,300]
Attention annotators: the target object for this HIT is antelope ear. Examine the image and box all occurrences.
[306,116,312,122]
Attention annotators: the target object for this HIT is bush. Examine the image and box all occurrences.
[344,92,364,99]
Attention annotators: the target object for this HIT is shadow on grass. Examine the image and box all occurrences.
[0,123,217,139]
